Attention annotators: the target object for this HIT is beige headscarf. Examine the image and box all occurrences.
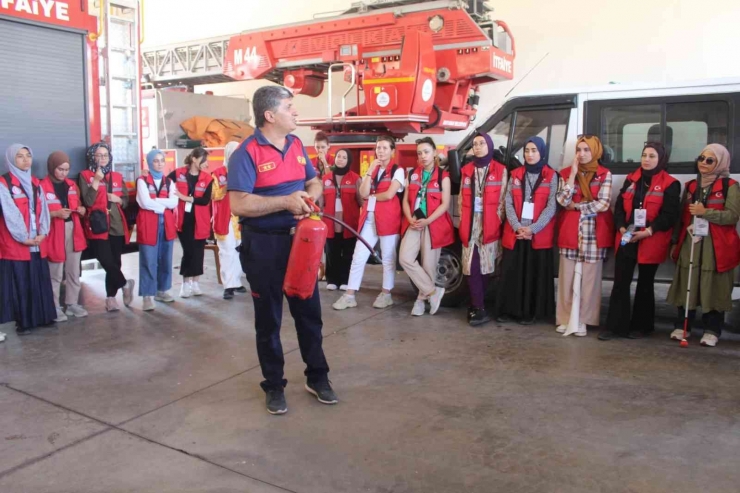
[575,136,603,202]
[223,141,239,169]
[699,143,731,189]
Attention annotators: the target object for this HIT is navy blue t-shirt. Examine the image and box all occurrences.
[227,128,316,230]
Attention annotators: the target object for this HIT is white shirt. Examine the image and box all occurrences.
[375,167,406,193]
[136,177,179,214]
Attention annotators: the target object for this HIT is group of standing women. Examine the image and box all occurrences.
[0,141,246,341]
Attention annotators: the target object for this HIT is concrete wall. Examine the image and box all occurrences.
[143,0,740,145]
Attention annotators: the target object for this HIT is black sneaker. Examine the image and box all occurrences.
[496,314,513,323]
[223,289,234,300]
[519,317,536,326]
[16,326,31,336]
[235,286,247,294]
[266,389,287,415]
[626,331,645,339]
[469,308,491,327]
[466,306,476,321]
[598,331,621,341]
[305,380,338,405]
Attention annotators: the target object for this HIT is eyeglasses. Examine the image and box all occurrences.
[697,155,717,165]
[471,141,488,148]
[94,154,110,160]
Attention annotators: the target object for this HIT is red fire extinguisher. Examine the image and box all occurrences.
[283,199,378,299]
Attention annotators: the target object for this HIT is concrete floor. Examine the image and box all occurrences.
[1,246,740,493]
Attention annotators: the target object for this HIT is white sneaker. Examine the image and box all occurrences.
[0,331,5,343]
[573,323,587,337]
[142,296,155,311]
[66,304,88,318]
[339,284,348,291]
[155,291,175,303]
[180,281,192,298]
[106,297,120,312]
[700,333,718,347]
[411,300,426,316]
[54,307,68,323]
[556,325,566,334]
[332,294,357,310]
[122,279,135,307]
[428,287,445,315]
[326,284,338,291]
[192,282,203,296]
[373,292,394,309]
[670,328,688,341]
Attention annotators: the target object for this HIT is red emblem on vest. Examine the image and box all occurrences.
[411,173,419,181]
[12,186,21,194]
[514,178,520,186]
[46,192,55,200]
[113,182,118,186]
[324,179,332,187]
[464,177,471,185]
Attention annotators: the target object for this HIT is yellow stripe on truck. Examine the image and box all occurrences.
[363,77,416,85]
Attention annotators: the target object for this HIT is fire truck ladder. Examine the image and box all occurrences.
[99,0,142,182]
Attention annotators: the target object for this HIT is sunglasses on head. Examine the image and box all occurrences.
[697,155,717,165]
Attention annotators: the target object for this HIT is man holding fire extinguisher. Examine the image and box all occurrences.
[228,85,336,415]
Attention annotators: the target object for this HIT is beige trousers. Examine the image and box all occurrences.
[556,256,603,327]
[49,221,82,307]
[399,226,440,298]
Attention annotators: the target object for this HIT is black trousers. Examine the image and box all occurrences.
[605,248,659,336]
[89,236,127,297]
[674,307,724,337]
[325,236,356,286]
[240,230,330,392]
[178,214,205,277]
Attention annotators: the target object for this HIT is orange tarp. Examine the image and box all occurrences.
[180,117,254,147]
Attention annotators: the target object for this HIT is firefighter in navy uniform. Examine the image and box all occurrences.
[228,86,335,415]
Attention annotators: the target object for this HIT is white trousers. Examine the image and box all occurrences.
[216,221,243,290]
[347,213,399,292]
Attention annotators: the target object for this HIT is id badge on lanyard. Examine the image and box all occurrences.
[474,196,483,213]
[693,217,709,237]
[634,208,647,228]
[184,200,193,213]
[522,201,535,220]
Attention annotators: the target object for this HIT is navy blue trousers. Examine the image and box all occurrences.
[240,230,330,392]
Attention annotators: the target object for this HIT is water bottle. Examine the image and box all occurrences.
[620,230,633,246]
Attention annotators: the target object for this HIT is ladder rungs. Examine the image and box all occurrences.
[110,16,135,24]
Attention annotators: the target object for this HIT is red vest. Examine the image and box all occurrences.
[401,165,454,249]
[556,165,615,249]
[79,170,130,244]
[358,164,403,236]
[312,154,333,178]
[322,170,361,239]
[674,178,740,273]
[40,177,87,263]
[615,169,677,264]
[174,167,212,240]
[246,137,308,189]
[136,175,177,246]
[211,166,232,236]
[459,160,507,247]
[0,173,48,260]
[502,165,557,250]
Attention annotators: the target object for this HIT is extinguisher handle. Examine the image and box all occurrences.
[304,197,320,213]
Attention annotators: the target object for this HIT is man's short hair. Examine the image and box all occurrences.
[314,131,329,145]
[253,85,294,128]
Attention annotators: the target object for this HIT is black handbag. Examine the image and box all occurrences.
[88,175,110,234]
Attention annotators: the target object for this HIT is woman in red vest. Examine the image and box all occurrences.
[137,149,179,311]
[78,142,135,312]
[168,147,212,298]
[333,135,405,310]
[496,136,558,325]
[599,143,680,341]
[0,144,56,336]
[399,137,453,316]
[42,151,88,322]
[459,133,508,326]
[212,141,247,300]
[555,136,614,337]
[666,144,740,347]
[321,148,361,291]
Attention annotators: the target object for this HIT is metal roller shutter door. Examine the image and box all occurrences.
[0,18,88,177]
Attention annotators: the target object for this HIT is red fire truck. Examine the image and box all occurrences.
[142,0,516,304]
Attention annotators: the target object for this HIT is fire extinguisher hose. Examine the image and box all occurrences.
[319,213,381,263]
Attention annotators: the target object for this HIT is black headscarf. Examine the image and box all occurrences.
[524,136,548,174]
[641,142,668,178]
[472,133,494,168]
[332,148,352,176]
[86,142,113,174]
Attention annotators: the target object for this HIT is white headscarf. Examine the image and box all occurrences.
[5,144,35,201]
[223,141,239,169]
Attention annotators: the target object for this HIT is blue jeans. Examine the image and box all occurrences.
[138,215,174,296]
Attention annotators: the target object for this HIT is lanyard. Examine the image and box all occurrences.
[473,165,489,197]
[524,171,545,202]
